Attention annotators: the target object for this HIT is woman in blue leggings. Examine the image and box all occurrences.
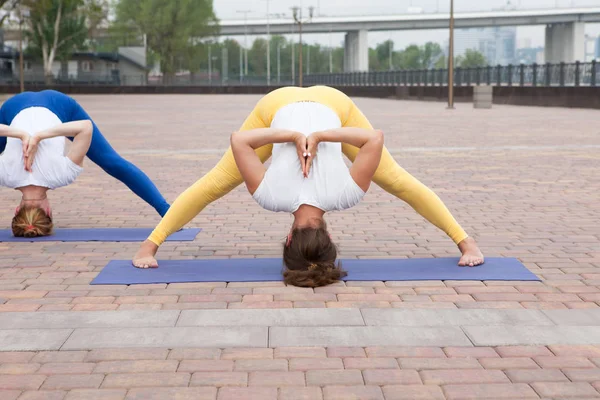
[0,90,170,216]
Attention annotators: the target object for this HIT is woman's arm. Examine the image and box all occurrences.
[310,127,384,191]
[230,128,304,194]
[0,124,29,161]
[0,124,28,140]
[26,120,93,171]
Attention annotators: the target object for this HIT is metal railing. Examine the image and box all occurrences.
[305,61,600,87]
[1,61,598,87]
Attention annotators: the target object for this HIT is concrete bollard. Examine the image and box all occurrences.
[473,86,493,109]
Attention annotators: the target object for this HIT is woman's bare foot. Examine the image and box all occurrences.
[457,237,484,267]
[133,240,159,269]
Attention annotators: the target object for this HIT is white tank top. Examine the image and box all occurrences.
[0,107,83,190]
[252,101,365,213]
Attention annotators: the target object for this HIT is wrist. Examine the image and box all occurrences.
[291,131,303,142]
[312,131,324,143]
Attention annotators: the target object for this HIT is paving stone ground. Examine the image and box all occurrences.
[0,94,599,399]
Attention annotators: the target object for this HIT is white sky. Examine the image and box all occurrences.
[214,0,600,52]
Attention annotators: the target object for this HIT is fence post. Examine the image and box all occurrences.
[496,65,502,86]
[575,60,580,87]
[507,64,513,86]
[532,63,537,87]
[456,67,462,86]
[559,62,565,86]
[519,63,525,87]
[485,65,492,86]
[475,66,481,85]
[545,62,551,86]
[592,60,597,87]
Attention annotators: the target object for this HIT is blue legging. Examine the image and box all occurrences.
[0,90,170,216]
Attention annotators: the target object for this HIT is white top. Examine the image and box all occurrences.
[0,107,83,190]
[252,101,365,213]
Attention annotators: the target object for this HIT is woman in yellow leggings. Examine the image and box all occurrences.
[133,86,484,269]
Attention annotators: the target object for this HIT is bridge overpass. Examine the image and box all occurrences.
[2,8,599,73]
[220,7,600,72]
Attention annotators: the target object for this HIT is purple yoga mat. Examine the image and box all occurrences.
[91,257,539,284]
[0,228,201,242]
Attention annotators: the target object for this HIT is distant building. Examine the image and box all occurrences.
[449,26,517,65]
[596,36,600,59]
[0,46,147,85]
[516,47,544,64]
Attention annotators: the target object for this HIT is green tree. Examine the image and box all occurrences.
[115,0,218,82]
[248,37,267,76]
[375,40,393,70]
[397,44,421,69]
[421,42,443,68]
[456,49,487,68]
[434,55,447,69]
[0,0,18,27]
[24,0,105,83]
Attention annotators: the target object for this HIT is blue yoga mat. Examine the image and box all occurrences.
[0,228,201,243]
[91,257,539,284]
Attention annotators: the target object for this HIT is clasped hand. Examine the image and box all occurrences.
[19,131,40,173]
[293,132,320,178]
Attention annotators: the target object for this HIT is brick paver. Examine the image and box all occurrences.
[1,96,599,398]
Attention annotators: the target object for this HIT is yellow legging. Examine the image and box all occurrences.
[148,86,468,246]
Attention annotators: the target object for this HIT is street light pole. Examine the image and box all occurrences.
[389,39,393,70]
[18,6,24,93]
[208,45,212,85]
[447,0,455,109]
[291,22,295,85]
[277,43,281,83]
[266,0,270,86]
[307,45,310,75]
[244,15,248,76]
[236,10,251,77]
[292,6,314,87]
[329,27,333,73]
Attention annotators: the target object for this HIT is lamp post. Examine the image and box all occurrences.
[208,45,212,85]
[266,0,270,85]
[236,10,251,79]
[18,6,29,93]
[292,5,314,87]
[277,43,281,83]
[389,38,393,70]
[291,22,295,85]
[447,0,455,109]
[328,27,333,73]
[307,45,310,75]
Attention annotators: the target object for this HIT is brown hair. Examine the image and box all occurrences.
[282,222,347,287]
[11,206,53,238]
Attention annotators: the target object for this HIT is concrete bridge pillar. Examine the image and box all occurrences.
[544,22,585,63]
[344,30,369,72]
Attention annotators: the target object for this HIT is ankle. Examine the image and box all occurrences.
[140,240,158,256]
[457,236,475,251]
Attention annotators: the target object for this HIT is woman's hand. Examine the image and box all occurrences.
[304,133,322,177]
[19,131,31,163]
[24,135,41,172]
[293,133,309,177]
